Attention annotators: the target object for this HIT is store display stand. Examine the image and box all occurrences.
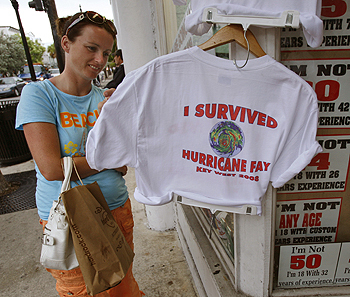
[202,7,300,31]
[177,195,258,215]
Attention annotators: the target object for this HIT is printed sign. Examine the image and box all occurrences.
[281,1,350,128]
[278,135,350,193]
[278,243,341,288]
[280,60,350,129]
[334,242,350,284]
[276,1,350,289]
[275,198,341,246]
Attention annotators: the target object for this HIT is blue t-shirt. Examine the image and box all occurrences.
[16,80,128,220]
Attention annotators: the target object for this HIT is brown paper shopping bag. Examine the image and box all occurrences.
[61,182,134,295]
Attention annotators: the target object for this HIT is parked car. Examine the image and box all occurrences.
[18,64,52,82]
[0,77,27,98]
[50,68,60,77]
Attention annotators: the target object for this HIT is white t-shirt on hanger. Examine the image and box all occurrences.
[173,0,323,48]
[86,47,322,215]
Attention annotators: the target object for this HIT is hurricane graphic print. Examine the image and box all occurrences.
[209,121,245,158]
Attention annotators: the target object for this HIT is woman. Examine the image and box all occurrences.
[16,11,143,297]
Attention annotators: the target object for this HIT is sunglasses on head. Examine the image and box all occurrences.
[65,11,117,36]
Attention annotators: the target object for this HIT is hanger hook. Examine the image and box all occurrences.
[233,28,250,69]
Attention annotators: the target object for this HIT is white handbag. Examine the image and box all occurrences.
[40,156,79,270]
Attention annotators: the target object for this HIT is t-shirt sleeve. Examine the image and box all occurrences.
[15,82,56,130]
[270,103,322,188]
[86,75,138,171]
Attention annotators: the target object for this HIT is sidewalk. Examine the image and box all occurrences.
[0,159,198,297]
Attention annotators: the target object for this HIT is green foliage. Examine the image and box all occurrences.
[108,40,118,63]
[47,43,56,58]
[22,37,46,64]
[0,33,26,76]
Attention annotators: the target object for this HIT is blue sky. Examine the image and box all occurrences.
[2,0,115,46]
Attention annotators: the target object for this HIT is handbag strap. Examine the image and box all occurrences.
[60,157,73,193]
[72,158,84,186]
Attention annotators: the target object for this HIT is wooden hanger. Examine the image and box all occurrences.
[198,24,266,58]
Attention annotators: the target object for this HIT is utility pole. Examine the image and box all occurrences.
[28,0,65,73]
[42,0,65,72]
[10,0,37,81]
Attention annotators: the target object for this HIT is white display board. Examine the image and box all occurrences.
[278,243,350,288]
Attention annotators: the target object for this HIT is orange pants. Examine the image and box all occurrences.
[41,199,144,297]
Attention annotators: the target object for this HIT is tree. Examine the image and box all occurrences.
[0,33,26,76]
[47,43,56,59]
[21,37,46,64]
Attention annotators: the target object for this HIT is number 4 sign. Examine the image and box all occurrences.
[278,243,341,288]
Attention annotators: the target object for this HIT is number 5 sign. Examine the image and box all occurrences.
[278,243,341,288]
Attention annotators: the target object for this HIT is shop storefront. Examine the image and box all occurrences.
[111,1,349,296]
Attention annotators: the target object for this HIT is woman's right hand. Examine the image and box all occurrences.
[115,166,128,176]
[98,88,116,113]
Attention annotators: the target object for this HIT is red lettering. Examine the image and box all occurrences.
[232,158,240,171]
[240,107,246,122]
[302,213,322,227]
[257,113,266,126]
[213,156,217,169]
[309,213,316,227]
[182,150,190,160]
[218,158,225,171]
[250,161,256,173]
[241,159,247,172]
[256,161,263,172]
[266,116,278,128]
[199,153,206,165]
[247,109,258,124]
[205,103,216,118]
[217,104,228,119]
[322,0,347,17]
[207,154,213,167]
[290,255,305,269]
[279,214,299,228]
[302,213,309,227]
[184,106,189,116]
[286,214,293,228]
[195,104,204,117]
[279,214,288,228]
[196,166,203,172]
[264,162,271,171]
[315,213,322,226]
[229,105,240,121]
[223,158,231,171]
[308,153,330,170]
[279,215,285,228]
[315,80,340,101]
[191,151,198,162]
